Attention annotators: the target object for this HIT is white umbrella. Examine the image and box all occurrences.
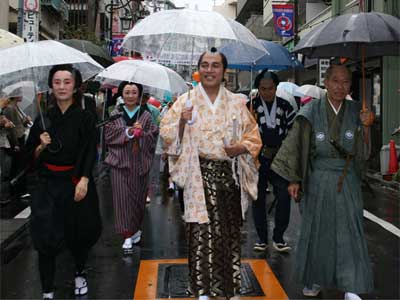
[122,9,267,65]
[296,84,325,99]
[277,82,304,97]
[95,60,188,95]
[0,29,24,49]
[276,88,299,112]
[0,40,104,93]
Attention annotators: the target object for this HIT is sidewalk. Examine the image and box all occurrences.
[366,170,400,191]
[0,218,29,264]
[0,200,30,264]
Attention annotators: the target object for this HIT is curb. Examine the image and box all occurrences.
[0,219,29,264]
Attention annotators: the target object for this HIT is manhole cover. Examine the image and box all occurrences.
[156,263,264,298]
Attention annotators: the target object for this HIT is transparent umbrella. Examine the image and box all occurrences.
[0,40,104,128]
[95,60,188,95]
[2,81,36,110]
[1,81,38,123]
[122,9,267,65]
[0,40,104,93]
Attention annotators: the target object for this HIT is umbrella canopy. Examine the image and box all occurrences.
[0,40,104,93]
[60,39,113,67]
[223,39,303,71]
[122,8,266,65]
[2,81,36,111]
[95,60,188,95]
[294,12,400,111]
[277,82,304,97]
[0,29,24,49]
[276,88,299,112]
[296,84,325,99]
[293,12,400,59]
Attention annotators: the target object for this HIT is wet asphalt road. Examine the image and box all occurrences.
[1,163,399,300]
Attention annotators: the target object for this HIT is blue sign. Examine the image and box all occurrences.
[272,4,294,37]
[109,34,125,57]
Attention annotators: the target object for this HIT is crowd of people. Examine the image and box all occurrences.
[0,48,375,300]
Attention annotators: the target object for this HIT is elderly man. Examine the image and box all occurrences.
[272,64,374,300]
[160,48,261,300]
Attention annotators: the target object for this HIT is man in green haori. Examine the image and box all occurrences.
[271,64,374,300]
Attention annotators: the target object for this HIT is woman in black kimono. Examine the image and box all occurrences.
[25,64,102,299]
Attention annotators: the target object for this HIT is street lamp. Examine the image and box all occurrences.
[105,0,150,34]
[119,14,133,32]
[104,0,150,56]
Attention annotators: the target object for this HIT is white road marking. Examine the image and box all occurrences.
[12,208,400,238]
[14,207,31,219]
[364,209,400,238]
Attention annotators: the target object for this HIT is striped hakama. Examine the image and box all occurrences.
[110,168,148,236]
[187,157,242,299]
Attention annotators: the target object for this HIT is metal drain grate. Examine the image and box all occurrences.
[156,263,265,298]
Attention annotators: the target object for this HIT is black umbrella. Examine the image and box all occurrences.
[293,12,400,110]
[60,39,113,67]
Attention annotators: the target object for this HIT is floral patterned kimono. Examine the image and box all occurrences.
[160,83,261,298]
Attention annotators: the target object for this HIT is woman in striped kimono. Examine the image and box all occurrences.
[104,82,158,251]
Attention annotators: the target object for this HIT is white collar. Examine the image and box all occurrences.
[199,83,223,113]
[260,96,277,128]
[327,96,343,115]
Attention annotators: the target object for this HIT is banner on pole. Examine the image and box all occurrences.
[272,4,295,37]
[23,10,39,42]
[109,34,125,57]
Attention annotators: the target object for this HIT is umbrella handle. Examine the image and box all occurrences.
[36,90,46,130]
[249,67,253,110]
[361,46,367,112]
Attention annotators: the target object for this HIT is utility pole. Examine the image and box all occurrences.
[21,0,40,42]
[110,0,114,41]
[292,0,299,83]
[17,0,24,36]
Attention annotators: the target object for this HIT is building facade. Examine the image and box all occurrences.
[1,0,68,40]
[234,0,399,169]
